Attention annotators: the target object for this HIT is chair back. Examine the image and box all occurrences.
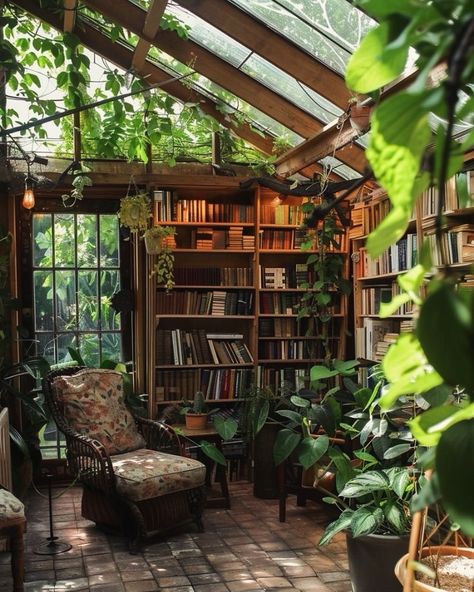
[43,366,146,455]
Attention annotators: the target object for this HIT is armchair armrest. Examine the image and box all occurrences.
[134,416,183,455]
[63,428,115,494]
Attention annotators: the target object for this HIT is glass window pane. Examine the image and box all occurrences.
[33,214,52,268]
[77,214,98,268]
[79,333,100,366]
[101,332,122,364]
[36,332,56,363]
[101,270,121,330]
[57,333,78,364]
[34,270,54,331]
[78,270,99,330]
[54,214,75,267]
[55,270,76,330]
[100,215,120,267]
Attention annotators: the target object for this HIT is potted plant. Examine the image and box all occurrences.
[184,391,208,430]
[118,192,151,235]
[145,225,176,291]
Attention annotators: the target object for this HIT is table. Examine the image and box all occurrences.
[177,425,231,509]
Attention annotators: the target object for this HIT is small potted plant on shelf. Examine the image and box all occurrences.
[184,391,208,430]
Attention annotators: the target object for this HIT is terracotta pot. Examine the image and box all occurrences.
[185,413,208,430]
[350,104,372,131]
[395,545,474,591]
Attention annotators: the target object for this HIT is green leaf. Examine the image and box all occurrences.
[346,22,408,93]
[437,419,474,536]
[409,405,473,446]
[333,359,359,374]
[273,429,301,466]
[380,293,411,318]
[411,473,441,513]
[353,387,373,410]
[213,416,238,441]
[455,172,470,209]
[339,471,390,498]
[68,346,85,366]
[254,399,269,435]
[296,435,329,470]
[311,366,338,381]
[417,284,474,392]
[386,467,411,499]
[319,509,354,546]
[383,500,407,533]
[328,448,356,492]
[383,443,411,459]
[366,207,411,259]
[351,507,384,538]
[200,440,226,466]
[354,450,378,465]
[276,409,303,424]
[290,395,310,408]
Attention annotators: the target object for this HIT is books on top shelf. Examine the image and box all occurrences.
[156,290,253,316]
[154,191,253,223]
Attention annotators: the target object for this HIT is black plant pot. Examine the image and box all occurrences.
[346,533,409,592]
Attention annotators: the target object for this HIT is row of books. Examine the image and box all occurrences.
[420,172,474,217]
[356,234,417,277]
[256,366,308,392]
[173,267,253,287]
[258,339,338,360]
[259,228,307,250]
[175,200,253,223]
[259,265,311,289]
[259,292,302,315]
[260,204,305,225]
[189,227,255,250]
[259,317,341,338]
[355,318,414,361]
[154,368,253,401]
[156,329,254,366]
[424,225,474,265]
[156,290,254,316]
[360,283,415,316]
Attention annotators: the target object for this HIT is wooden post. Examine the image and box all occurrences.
[212,131,221,165]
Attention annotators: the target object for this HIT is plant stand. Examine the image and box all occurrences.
[33,475,72,555]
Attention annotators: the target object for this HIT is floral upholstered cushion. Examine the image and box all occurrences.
[0,490,24,520]
[51,369,146,455]
[111,449,206,501]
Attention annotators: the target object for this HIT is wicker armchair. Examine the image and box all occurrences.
[43,367,206,548]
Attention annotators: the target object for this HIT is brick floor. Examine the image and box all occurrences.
[0,482,351,591]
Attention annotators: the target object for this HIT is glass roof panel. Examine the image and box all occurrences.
[228,0,374,75]
[167,3,343,123]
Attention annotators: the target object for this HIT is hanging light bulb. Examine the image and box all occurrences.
[22,176,35,209]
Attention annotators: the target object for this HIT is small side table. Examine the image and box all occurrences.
[177,425,231,509]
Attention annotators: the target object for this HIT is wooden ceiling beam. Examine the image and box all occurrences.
[12,0,276,155]
[275,68,423,177]
[63,0,77,32]
[176,0,351,110]
[82,0,323,138]
[276,120,366,177]
[132,0,168,72]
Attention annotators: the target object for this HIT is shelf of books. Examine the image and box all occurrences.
[145,183,350,416]
[351,167,474,365]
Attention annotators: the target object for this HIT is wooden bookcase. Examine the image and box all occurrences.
[145,181,350,418]
[351,168,474,368]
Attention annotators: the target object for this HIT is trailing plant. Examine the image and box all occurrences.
[297,198,351,366]
[118,192,151,234]
[145,225,176,291]
[344,0,474,536]
[61,163,93,207]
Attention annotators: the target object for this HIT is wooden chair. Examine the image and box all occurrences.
[43,367,207,549]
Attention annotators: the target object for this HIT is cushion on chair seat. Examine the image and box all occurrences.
[51,369,146,455]
[111,449,206,502]
[0,490,25,521]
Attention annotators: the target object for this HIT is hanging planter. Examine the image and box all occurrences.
[118,192,151,235]
[349,103,372,132]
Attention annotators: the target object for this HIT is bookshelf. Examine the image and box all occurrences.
[351,168,474,364]
[145,183,350,417]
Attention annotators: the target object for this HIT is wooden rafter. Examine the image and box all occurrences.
[132,0,168,72]
[63,0,77,32]
[82,0,323,138]
[12,0,276,156]
[275,70,421,177]
[176,0,351,110]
